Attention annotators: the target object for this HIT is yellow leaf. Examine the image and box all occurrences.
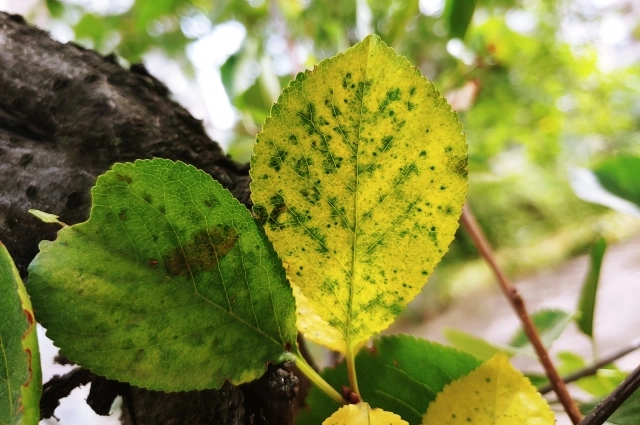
[324,403,408,425]
[293,285,346,353]
[251,35,467,352]
[421,353,555,425]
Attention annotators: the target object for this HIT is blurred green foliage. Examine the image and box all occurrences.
[37,0,640,271]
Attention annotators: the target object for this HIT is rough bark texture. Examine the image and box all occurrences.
[0,12,301,425]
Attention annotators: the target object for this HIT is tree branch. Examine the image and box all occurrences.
[579,362,640,425]
[460,203,583,424]
[539,337,640,395]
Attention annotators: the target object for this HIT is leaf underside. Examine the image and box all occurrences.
[251,34,467,352]
[421,353,555,425]
[28,159,297,391]
[0,243,41,425]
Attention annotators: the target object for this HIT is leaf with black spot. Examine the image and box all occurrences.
[251,35,467,354]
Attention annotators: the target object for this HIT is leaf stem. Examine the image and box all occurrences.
[460,203,583,425]
[579,361,640,425]
[346,348,360,397]
[293,349,345,405]
[538,336,640,395]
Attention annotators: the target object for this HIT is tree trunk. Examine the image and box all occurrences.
[0,12,300,425]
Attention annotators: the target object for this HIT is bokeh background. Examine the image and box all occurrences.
[2,0,640,424]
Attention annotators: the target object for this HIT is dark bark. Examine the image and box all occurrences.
[0,12,299,425]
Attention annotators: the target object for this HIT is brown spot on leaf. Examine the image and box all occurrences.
[164,225,239,276]
[115,173,133,183]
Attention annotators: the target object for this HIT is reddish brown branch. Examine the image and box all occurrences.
[460,203,583,424]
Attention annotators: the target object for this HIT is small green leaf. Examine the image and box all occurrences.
[251,34,467,354]
[444,328,511,361]
[557,351,625,397]
[580,387,640,424]
[297,336,481,425]
[28,209,63,224]
[421,353,555,424]
[0,243,42,425]
[576,239,607,338]
[509,309,573,350]
[443,0,478,39]
[28,159,297,391]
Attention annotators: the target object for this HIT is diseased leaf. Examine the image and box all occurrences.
[251,34,467,354]
[421,353,554,425]
[297,336,481,425]
[28,159,297,391]
[294,286,346,353]
[324,403,407,425]
[509,309,573,350]
[576,239,607,338]
[0,243,42,425]
[323,403,408,425]
[580,389,640,424]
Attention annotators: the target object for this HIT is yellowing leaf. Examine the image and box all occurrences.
[293,285,346,353]
[421,353,555,425]
[324,403,408,425]
[251,34,467,353]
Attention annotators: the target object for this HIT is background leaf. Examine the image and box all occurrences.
[28,159,297,391]
[0,243,41,425]
[509,308,573,350]
[251,34,467,353]
[322,403,408,425]
[444,328,511,361]
[576,239,607,338]
[421,353,554,424]
[593,156,640,208]
[297,336,481,425]
[443,0,478,39]
[557,351,626,397]
[580,389,640,425]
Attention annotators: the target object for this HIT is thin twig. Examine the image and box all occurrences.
[539,337,640,395]
[579,362,640,425]
[460,203,583,424]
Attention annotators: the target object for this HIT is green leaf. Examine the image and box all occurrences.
[28,159,297,391]
[580,388,640,424]
[250,34,467,355]
[421,353,555,424]
[594,156,640,208]
[576,239,607,338]
[509,309,573,350]
[569,158,640,218]
[297,336,481,425]
[444,328,510,361]
[28,209,63,224]
[0,243,42,425]
[443,0,478,40]
[557,351,625,397]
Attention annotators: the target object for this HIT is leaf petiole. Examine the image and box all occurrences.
[293,347,345,406]
[346,348,360,397]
